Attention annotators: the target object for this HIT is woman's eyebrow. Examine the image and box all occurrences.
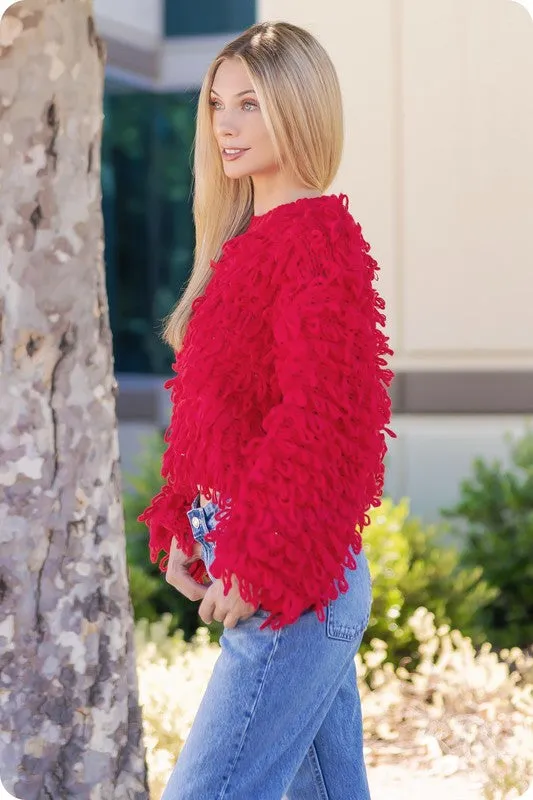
[210,88,257,97]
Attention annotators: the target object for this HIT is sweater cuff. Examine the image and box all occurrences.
[138,483,195,572]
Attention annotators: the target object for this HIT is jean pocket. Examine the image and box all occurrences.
[325,553,372,642]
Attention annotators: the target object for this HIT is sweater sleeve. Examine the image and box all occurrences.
[208,220,394,629]
[138,373,207,585]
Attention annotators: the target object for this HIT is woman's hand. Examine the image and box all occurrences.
[199,574,259,628]
[165,537,208,602]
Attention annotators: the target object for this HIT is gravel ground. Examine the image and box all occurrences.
[367,765,486,800]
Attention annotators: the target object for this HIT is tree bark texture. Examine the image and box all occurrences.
[0,2,148,797]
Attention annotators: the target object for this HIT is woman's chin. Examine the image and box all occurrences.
[222,164,251,180]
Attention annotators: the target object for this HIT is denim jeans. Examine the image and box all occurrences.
[162,493,373,800]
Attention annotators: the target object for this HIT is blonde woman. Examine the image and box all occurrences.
[139,20,394,800]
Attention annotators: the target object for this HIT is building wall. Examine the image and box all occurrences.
[258,0,533,518]
[94,0,255,86]
[93,0,163,45]
[94,0,163,83]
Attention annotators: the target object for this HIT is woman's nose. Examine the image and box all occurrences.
[213,109,240,139]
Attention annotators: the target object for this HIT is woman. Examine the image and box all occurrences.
[139,20,394,800]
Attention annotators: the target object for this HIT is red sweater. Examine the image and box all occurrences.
[139,193,394,630]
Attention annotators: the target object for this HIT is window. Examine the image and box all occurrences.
[102,80,198,374]
[165,0,255,37]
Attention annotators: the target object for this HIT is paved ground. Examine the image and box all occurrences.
[279,765,487,799]
[367,765,486,800]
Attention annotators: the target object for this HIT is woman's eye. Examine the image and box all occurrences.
[209,99,257,111]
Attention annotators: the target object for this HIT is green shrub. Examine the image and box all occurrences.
[442,429,533,650]
[363,497,496,665]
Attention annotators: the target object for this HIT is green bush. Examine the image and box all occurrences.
[124,434,495,659]
[442,430,533,650]
[363,497,496,665]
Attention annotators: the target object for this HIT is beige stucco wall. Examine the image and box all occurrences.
[258,0,533,372]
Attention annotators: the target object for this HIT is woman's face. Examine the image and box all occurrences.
[210,58,279,181]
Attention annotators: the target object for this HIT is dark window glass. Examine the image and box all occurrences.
[102,79,198,374]
[165,0,255,37]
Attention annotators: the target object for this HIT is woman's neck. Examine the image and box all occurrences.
[251,177,322,217]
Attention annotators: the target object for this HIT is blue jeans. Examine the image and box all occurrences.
[162,493,373,800]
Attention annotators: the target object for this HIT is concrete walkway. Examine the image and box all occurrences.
[367,765,486,800]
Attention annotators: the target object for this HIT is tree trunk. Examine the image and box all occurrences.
[0,1,148,797]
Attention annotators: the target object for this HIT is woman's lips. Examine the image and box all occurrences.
[221,148,249,161]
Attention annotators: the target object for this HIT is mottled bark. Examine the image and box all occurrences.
[0,2,148,797]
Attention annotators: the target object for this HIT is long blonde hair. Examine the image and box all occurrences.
[164,21,344,351]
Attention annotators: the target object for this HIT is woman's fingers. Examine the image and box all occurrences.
[166,562,207,601]
[222,612,240,629]
[198,591,216,625]
[198,578,258,627]
[170,538,202,566]
[166,538,207,601]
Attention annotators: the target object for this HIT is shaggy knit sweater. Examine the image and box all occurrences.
[139,193,394,630]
